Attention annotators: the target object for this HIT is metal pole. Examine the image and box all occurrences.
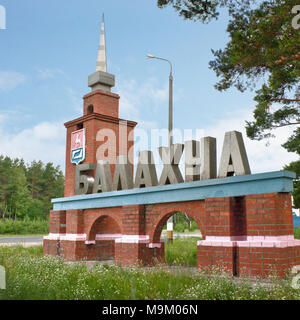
[167,68,174,244]
[169,71,173,147]
[146,54,174,244]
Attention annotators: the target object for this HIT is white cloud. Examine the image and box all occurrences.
[37,68,65,79]
[201,109,299,173]
[0,120,66,170]
[117,77,168,121]
[0,71,26,91]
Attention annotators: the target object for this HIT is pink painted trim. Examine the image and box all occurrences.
[205,235,295,242]
[115,235,150,244]
[43,233,86,241]
[44,233,123,242]
[85,240,96,245]
[43,233,65,240]
[205,236,247,241]
[249,241,262,247]
[148,243,162,248]
[198,238,300,248]
[95,234,122,241]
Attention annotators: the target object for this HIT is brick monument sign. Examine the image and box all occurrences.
[43,16,300,278]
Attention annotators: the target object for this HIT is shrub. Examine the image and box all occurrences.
[0,219,49,235]
[165,237,201,266]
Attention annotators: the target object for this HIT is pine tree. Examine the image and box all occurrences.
[157,0,300,207]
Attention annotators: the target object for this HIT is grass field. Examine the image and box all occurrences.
[165,237,200,266]
[0,238,299,300]
[0,219,48,235]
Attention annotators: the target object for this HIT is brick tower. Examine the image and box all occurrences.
[64,14,137,197]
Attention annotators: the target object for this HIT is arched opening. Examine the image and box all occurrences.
[87,104,94,115]
[86,215,122,262]
[153,211,204,267]
[76,122,83,130]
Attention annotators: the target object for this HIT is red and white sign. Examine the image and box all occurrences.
[71,128,85,164]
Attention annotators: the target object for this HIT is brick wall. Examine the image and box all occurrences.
[197,245,236,275]
[83,89,120,118]
[238,245,300,278]
[115,242,165,266]
[44,192,300,278]
[245,193,293,236]
[49,210,66,234]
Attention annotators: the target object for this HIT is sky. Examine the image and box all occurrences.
[0,0,298,175]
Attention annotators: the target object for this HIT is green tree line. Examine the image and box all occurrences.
[0,155,64,220]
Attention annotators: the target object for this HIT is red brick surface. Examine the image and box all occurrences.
[83,89,120,118]
[237,245,300,278]
[49,210,66,234]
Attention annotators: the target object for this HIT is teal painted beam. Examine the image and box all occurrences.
[52,170,296,211]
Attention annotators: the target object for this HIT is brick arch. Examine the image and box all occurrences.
[87,214,122,241]
[150,202,206,243]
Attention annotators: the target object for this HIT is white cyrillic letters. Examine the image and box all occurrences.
[75,163,95,195]
[134,151,158,188]
[218,131,251,178]
[112,156,134,191]
[92,160,113,193]
[158,144,184,185]
[185,137,217,182]
[74,131,251,194]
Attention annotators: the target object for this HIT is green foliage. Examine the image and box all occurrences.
[163,212,201,232]
[174,221,199,232]
[284,161,300,208]
[165,237,201,265]
[0,245,299,300]
[294,227,300,239]
[0,155,64,220]
[0,218,49,235]
[157,0,255,23]
[209,0,300,149]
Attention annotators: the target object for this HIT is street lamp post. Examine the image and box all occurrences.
[146,54,174,244]
[146,54,173,147]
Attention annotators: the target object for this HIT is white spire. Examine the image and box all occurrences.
[96,13,107,72]
[89,14,115,92]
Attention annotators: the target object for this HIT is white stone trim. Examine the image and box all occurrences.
[115,235,149,244]
[95,233,122,241]
[198,235,300,248]
[44,233,163,246]
[204,235,295,242]
[43,233,86,241]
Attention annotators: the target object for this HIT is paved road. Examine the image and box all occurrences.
[0,236,43,245]
[0,233,202,246]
